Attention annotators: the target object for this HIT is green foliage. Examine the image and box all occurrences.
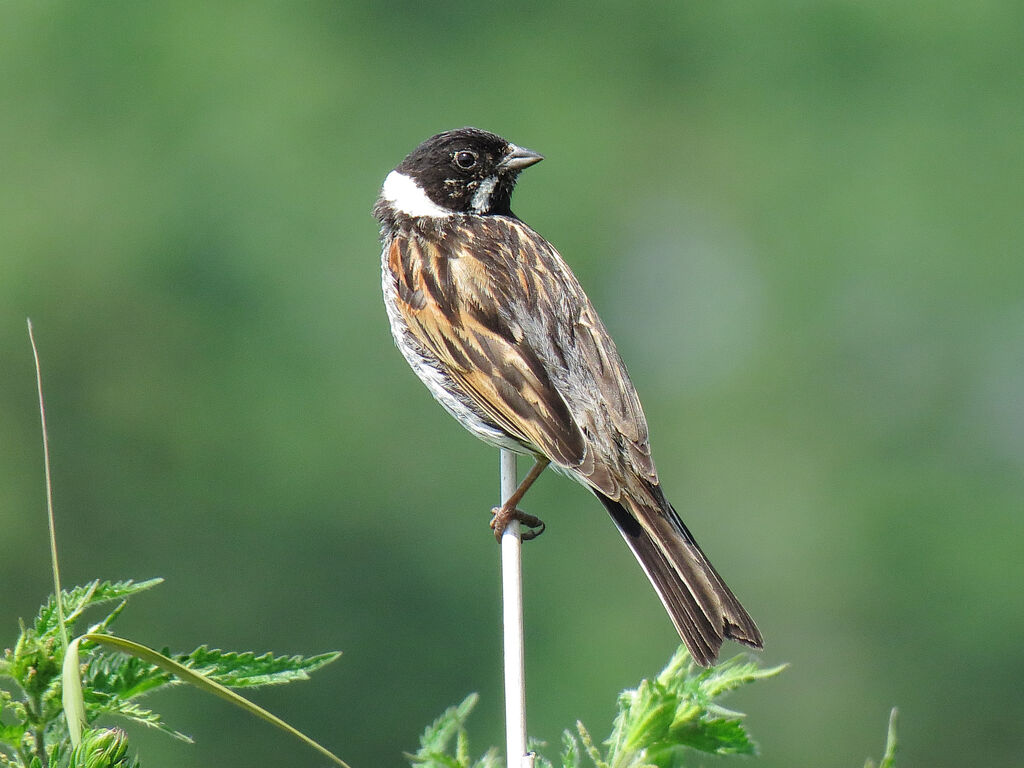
[0,580,340,768]
[169,646,340,688]
[67,729,138,768]
[407,693,501,768]
[410,647,788,768]
[81,644,339,707]
[598,648,786,766]
[864,709,899,768]
[34,582,164,642]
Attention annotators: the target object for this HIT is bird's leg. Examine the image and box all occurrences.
[490,456,550,542]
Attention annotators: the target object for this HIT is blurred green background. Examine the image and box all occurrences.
[2,2,1022,766]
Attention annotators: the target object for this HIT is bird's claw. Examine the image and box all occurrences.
[490,506,546,542]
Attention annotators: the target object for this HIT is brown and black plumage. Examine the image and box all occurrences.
[375,127,762,665]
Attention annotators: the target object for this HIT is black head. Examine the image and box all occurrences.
[393,127,543,216]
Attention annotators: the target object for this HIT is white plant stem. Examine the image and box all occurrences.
[500,448,534,768]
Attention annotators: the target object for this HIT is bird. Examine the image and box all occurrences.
[374,127,762,666]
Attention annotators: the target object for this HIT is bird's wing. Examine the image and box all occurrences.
[386,224,586,469]
[567,287,658,493]
[386,216,657,498]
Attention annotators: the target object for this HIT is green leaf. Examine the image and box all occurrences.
[575,722,606,768]
[34,580,163,639]
[411,648,786,768]
[67,728,139,768]
[173,646,341,687]
[0,721,26,746]
[668,715,755,755]
[75,634,350,767]
[455,722,470,766]
[7,626,62,699]
[412,693,478,762]
[695,656,787,700]
[622,694,675,753]
[83,694,193,743]
[406,694,506,768]
[81,648,173,702]
[79,643,341,706]
[601,646,785,767]
[558,729,581,768]
[865,708,898,768]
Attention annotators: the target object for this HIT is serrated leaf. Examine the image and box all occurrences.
[575,722,606,768]
[174,646,341,687]
[80,644,341,704]
[34,580,163,638]
[84,695,192,743]
[406,695,510,768]
[600,646,784,766]
[622,698,675,754]
[76,634,350,767]
[698,657,786,699]
[407,649,784,768]
[558,730,581,768]
[414,693,478,759]
[82,649,173,701]
[669,716,755,755]
[668,701,701,728]
[36,582,97,637]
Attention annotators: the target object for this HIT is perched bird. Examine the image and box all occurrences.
[374,127,762,665]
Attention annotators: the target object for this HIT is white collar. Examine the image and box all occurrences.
[381,171,452,218]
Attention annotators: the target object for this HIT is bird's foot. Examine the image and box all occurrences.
[490,505,545,542]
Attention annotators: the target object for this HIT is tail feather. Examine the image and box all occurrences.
[596,488,762,666]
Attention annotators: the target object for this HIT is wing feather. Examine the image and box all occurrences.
[386,216,656,492]
[387,232,585,468]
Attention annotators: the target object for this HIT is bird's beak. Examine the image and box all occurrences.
[499,144,544,171]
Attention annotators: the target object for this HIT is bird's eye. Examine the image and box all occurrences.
[454,150,478,169]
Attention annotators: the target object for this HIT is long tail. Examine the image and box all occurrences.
[595,486,762,666]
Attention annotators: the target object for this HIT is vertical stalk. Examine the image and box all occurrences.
[500,449,533,768]
[27,319,68,655]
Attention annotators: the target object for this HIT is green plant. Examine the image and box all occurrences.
[864,708,898,768]
[0,324,348,768]
[408,646,786,768]
[0,578,343,768]
[11,323,899,768]
[408,650,899,768]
